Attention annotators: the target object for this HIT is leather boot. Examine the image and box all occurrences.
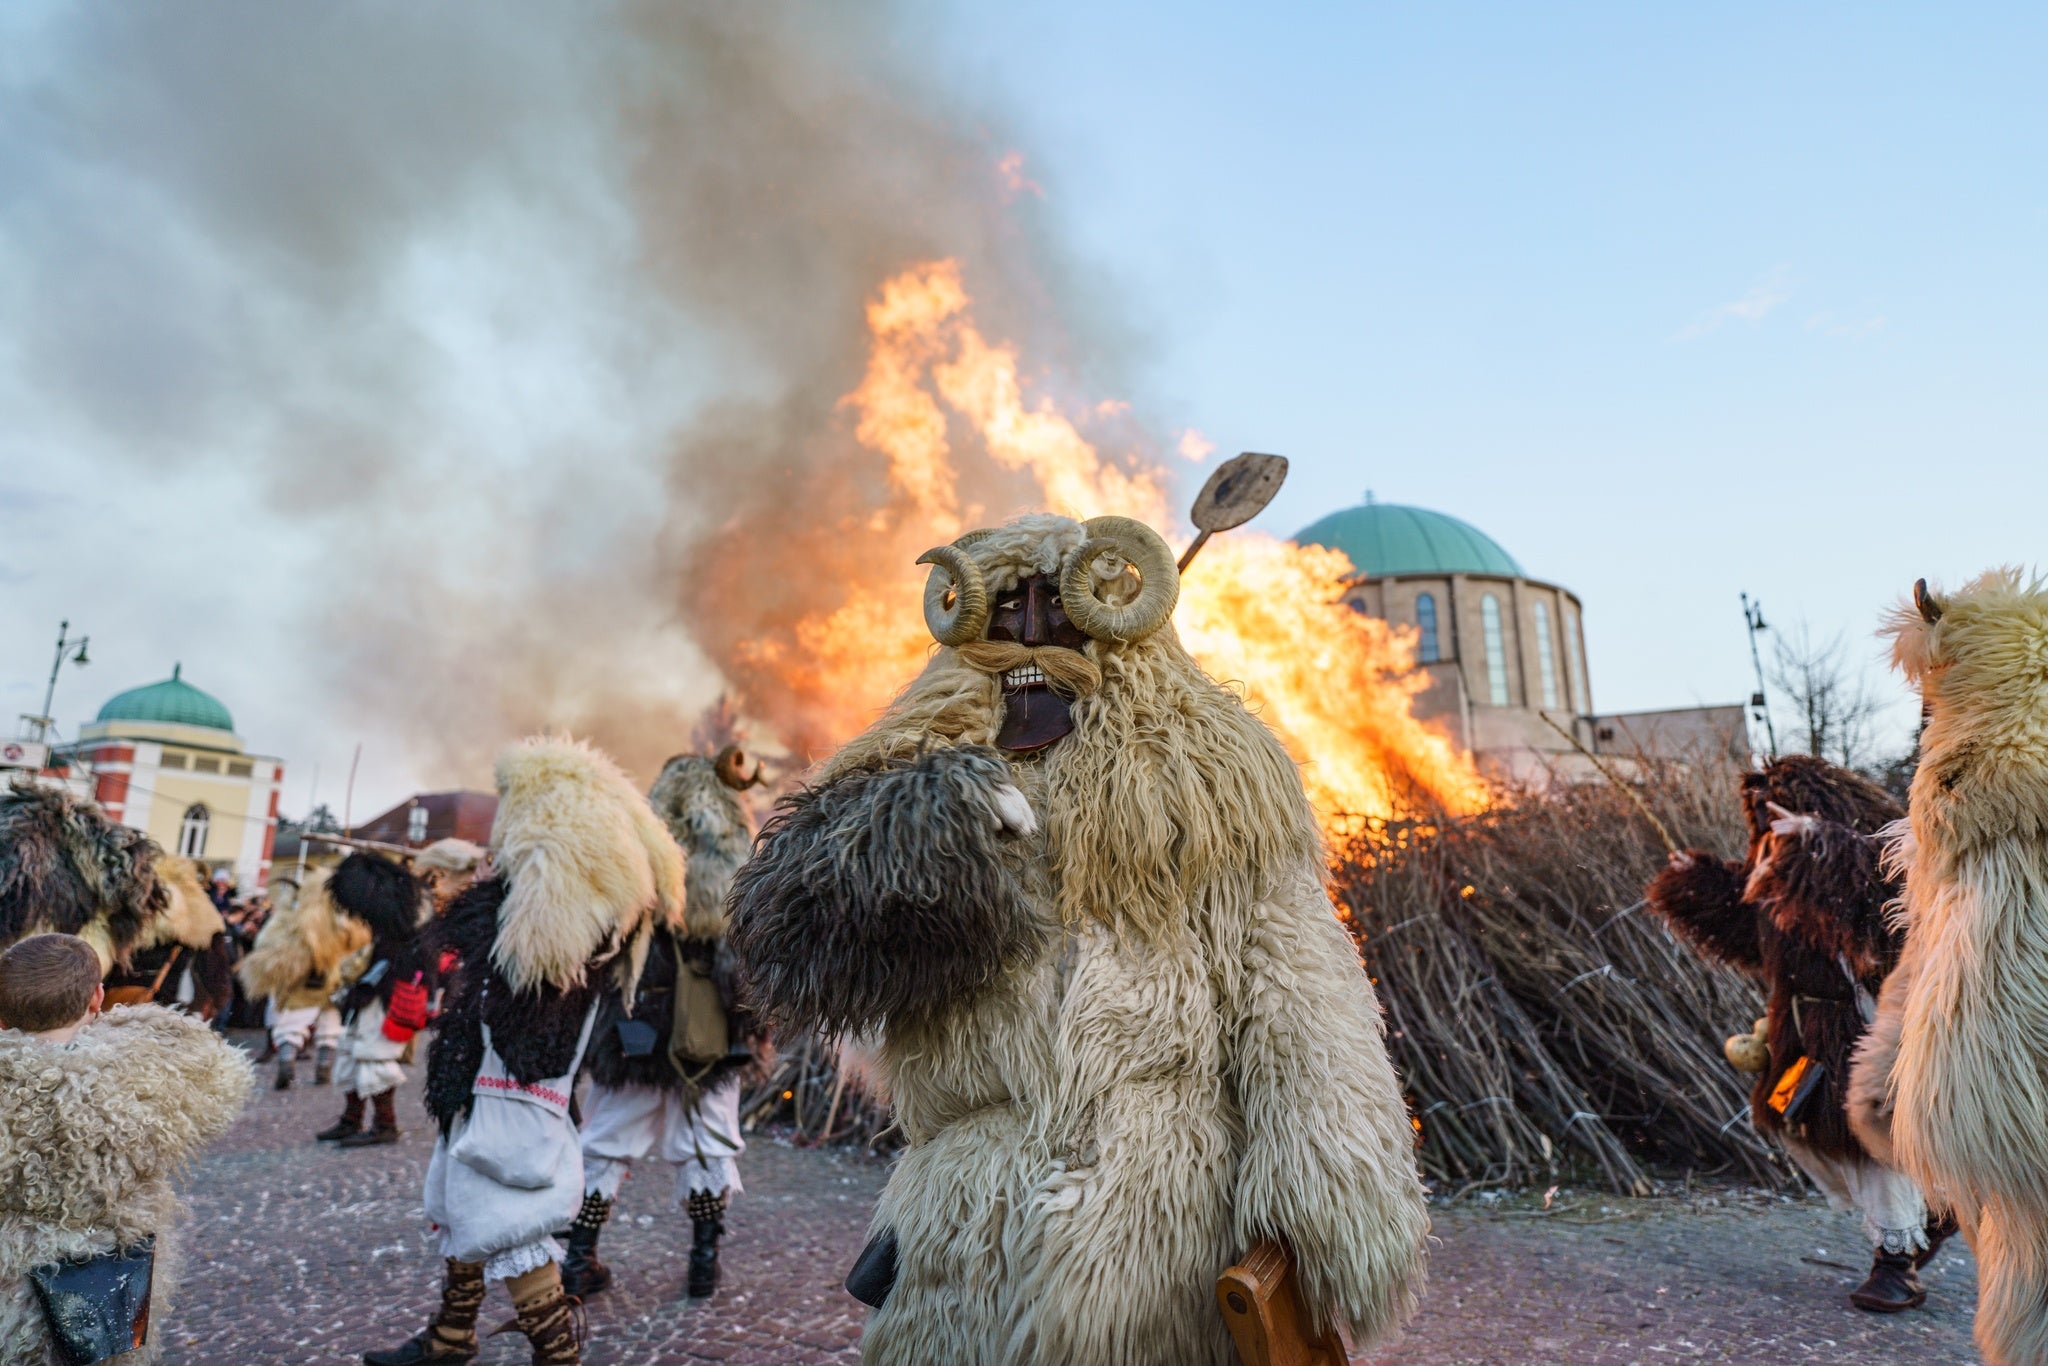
[686,1188,728,1298]
[1914,1210,1960,1270]
[273,1042,298,1091]
[559,1192,613,1299]
[340,1090,400,1147]
[497,1262,583,1366]
[314,1044,337,1085]
[1849,1248,1927,1312]
[317,1091,366,1141]
[362,1257,485,1364]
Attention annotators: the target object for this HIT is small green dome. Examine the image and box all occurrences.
[95,664,235,732]
[1294,502,1524,578]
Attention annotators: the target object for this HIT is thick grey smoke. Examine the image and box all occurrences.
[0,3,1145,795]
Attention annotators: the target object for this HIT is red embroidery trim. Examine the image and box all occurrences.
[474,1074,569,1108]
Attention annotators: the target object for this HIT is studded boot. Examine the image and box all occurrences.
[686,1189,728,1299]
[340,1090,401,1147]
[316,1091,366,1141]
[361,1257,485,1364]
[273,1042,298,1091]
[499,1262,583,1366]
[1849,1247,1927,1313]
[314,1044,337,1085]
[559,1192,613,1299]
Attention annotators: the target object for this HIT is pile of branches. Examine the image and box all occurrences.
[740,1034,897,1149]
[1332,756,1793,1196]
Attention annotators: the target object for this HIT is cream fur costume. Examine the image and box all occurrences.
[238,869,370,1019]
[1851,569,2048,1366]
[731,514,1429,1365]
[0,1006,251,1365]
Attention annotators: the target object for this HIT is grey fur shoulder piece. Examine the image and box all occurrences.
[0,779,161,959]
[728,745,1043,1038]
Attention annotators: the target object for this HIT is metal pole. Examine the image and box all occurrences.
[1742,593,1778,758]
[34,621,69,743]
[343,743,362,837]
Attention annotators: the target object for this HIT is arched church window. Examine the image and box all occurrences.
[1563,606,1588,714]
[1415,593,1440,663]
[178,804,210,858]
[1481,595,1510,705]
[1533,599,1560,710]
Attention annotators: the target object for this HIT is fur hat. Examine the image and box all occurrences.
[413,838,484,876]
[328,851,428,943]
[488,736,686,993]
[648,753,753,939]
[1740,754,1901,841]
[0,779,162,969]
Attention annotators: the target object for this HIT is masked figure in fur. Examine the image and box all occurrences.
[238,868,370,1090]
[562,744,762,1303]
[1846,571,2048,1366]
[0,778,162,968]
[1646,754,1951,1311]
[102,855,236,1021]
[730,514,1429,1365]
[364,737,685,1366]
[315,853,437,1149]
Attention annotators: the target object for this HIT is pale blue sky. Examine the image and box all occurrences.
[2,3,2041,815]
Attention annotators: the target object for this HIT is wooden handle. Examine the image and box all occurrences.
[1217,1238,1344,1366]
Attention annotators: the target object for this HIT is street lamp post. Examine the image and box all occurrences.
[29,621,90,745]
[1741,594,1777,759]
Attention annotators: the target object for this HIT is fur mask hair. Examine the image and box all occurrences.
[488,735,686,994]
[818,514,1322,942]
[1884,567,2048,862]
[648,754,753,938]
[328,851,429,943]
[137,854,227,952]
[0,778,163,969]
[1740,754,1902,845]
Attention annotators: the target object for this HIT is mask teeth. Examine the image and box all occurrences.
[1002,664,1047,688]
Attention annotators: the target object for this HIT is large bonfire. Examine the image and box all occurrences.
[728,258,1488,829]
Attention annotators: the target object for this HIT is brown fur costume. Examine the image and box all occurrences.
[0,1006,251,1365]
[731,514,1428,1364]
[0,779,162,970]
[104,856,235,1019]
[1645,754,1903,1162]
[236,869,370,1011]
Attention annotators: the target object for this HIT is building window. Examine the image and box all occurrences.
[1532,599,1560,710]
[178,804,210,858]
[226,761,252,778]
[407,805,429,843]
[1563,606,1588,714]
[158,751,188,771]
[193,756,221,774]
[1481,594,1510,705]
[1415,593,1440,664]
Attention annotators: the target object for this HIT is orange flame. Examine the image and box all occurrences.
[757,258,1488,827]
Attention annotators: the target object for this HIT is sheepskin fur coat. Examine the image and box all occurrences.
[585,752,756,1099]
[327,853,435,1018]
[0,780,162,971]
[1850,570,2048,1366]
[0,1006,251,1365]
[1645,755,1904,1162]
[426,737,687,1136]
[236,869,371,1011]
[730,514,1429,1365]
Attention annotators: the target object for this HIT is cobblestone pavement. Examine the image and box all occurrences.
[165,1035,1980,1364]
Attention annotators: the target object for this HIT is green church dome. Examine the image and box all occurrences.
[1294,502,1525,578]
[95,664,235,733]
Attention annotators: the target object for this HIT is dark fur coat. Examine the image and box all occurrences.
[1645,755,1904,1162]
[727,745,1044,1039]
[0,780,160,962]
[422,877,600,1136]
[583,930,753,1098]
[104,934,236,1019]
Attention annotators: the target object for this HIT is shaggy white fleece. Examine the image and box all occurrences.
[820,515,1429,1365]
[236,870,369,1009]
[1873,568,2048,1366]
[490,736,686,994]
[0,1006,251,1365]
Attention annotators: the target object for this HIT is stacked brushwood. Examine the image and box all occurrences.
[1332,756,1795,1196]
[741,1034,897,1149]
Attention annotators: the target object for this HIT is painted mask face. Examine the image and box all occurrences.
[987,574,1090,752]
